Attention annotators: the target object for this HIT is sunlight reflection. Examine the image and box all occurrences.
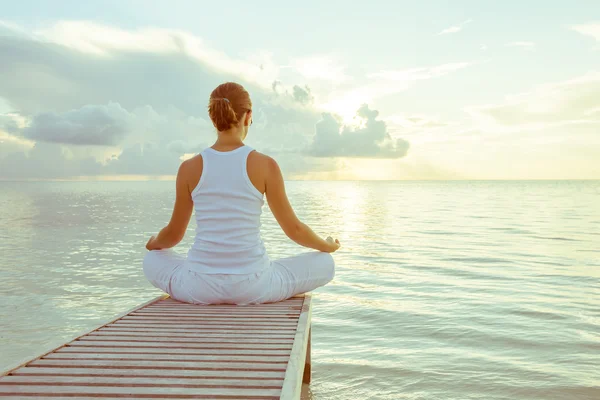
[331,182,365,242]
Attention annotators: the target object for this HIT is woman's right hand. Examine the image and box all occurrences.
[326,236,341,253]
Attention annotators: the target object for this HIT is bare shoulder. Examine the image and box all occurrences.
[179,154,203,193]
[180,153,203,174]
[247,150,280,194]
[248,149,270,163]
[248,150,279,173]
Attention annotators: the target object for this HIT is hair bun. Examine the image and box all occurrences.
[208,83,252,132]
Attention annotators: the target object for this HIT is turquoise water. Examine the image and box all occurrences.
[0,180,599,399]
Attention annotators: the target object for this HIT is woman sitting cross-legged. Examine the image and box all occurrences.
[143,82,340,305]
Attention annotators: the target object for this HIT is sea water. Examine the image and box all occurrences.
[0,180,598,399]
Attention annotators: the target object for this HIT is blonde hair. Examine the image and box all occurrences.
[208,82,252,132]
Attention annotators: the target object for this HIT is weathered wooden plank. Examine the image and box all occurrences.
[1,375,284,387]
[148,304,302,310]
[156,302,301,306]
[28,359,287,371]
[97,326,295,335]
[143,305,302,310]
[122,316,300,323]
[67,341,292,350]
[76,337,293,346]
[100,327,296,334]
[88,331,295,340]
[134,312,300,318]
[0,397,279,400]
[117,317,299,326]
[43,353,291,363]
[11,367,286,380]
[157,299,303,305]
[124,313,300,319]
[0,384,282,397]
[144,308,301,313]
[107,322,297,330]
[132,311,300,317]
[56,347,292,356]
[303,328,312,384]
[128,316,299,321]
[280,294,313,400]
[108,323,297,330]
[71,336,293,348]
[153,308,299,311]
[0,397,278,400]
[76,336,294,345]
[74,338,294,346]
[146,304,300,308]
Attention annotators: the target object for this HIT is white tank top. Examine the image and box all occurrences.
[185,145,270,275]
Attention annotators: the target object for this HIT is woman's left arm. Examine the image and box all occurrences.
[146,161,194,251]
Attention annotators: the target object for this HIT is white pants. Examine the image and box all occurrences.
[143,250,335,305]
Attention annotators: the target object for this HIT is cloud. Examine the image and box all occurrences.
[0,130,34,159]
[571,22,600,42]
[0,114,19,134]
[385,114,448,129]
[368,62,473,82]
[437,19,473,36]
[0,21,313,175]
[104,143,182,176]
[17,103,132,146]
[322,61,474,119]
[505,41,535,50]
[291,55,349,83]
[1,20,406,179]
[0,142,104,179]
[308,104,409,159]
[271,80,284,95]
[460,71,600,179]
[468,72,600,127]
[166,140,206,155]
[32,21,278,89]
[292,85,314,105]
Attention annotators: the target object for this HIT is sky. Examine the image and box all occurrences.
[0,0,599,180]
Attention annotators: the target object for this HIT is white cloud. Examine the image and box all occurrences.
[437,19,473,36]
[384,114,447,130]
[292,85,314,105]
[571,22,600,41]
[27,21,279,90]
[368,62,473,82]
[20,103,132,146]
[0,130,34,159]
[291,55,349,83]
[322,61,474,121]
[461,71,600,178]
[505,41,536,50]
[467,71,600,127]
[308,105,409,159]
[0,21,412,179]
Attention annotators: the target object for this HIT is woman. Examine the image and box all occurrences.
[143,82,340,305]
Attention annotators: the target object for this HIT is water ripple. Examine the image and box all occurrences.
[1,180,599,400]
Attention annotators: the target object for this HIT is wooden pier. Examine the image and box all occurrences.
[0,294,313,399]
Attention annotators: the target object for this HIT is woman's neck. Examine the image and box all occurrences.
[212,130,244,151]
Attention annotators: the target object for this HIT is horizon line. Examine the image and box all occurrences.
[1,177,599,183]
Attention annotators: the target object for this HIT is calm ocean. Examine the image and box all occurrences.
[0,180,598,399]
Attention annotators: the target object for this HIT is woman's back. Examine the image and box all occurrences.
[186,145,270,274]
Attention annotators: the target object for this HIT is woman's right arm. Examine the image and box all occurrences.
[265,156,340,253]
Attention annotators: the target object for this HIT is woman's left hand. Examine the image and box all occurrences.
[146,235,160,251]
